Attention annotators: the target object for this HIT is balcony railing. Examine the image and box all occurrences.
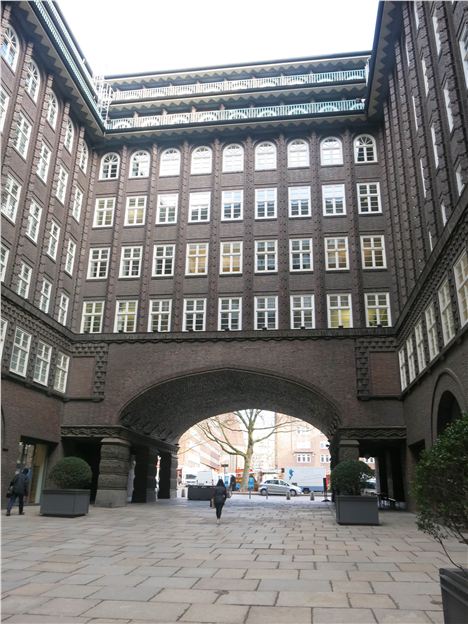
[106,99,365,130]
[111,69,366,102]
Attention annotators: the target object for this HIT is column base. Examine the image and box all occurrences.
[94,489,128,508]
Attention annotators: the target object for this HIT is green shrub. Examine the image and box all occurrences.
[48,457,92,489]
[412,413,468,554]
[331,459,374,495]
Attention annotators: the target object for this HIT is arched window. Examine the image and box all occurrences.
[99,152,120,180]
[287,139,309,168]
[129,150,150,178]
[25,61,40,102]
[79,141,89,173]
[1,26,19,71]
[222,144,244,172]
[354,134,377,163]
[191,146,212,174]
[320,137,343,166]
[159,148,180,177]
[64,119,74,152]
[46,92,58,128]
[255,141,277,170]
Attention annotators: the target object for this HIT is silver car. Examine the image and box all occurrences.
[258,479,302,496]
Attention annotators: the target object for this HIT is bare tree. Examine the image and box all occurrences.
[197,410,294,490]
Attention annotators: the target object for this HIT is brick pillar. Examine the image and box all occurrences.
[338,439,360,462]
[95,438,131,507]
[158,451,178,499]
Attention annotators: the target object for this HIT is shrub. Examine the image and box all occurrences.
[331,459,374,495]
[48,457,92,489]
[412,413,468,566]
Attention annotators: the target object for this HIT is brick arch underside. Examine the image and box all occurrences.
[120,369,340,445]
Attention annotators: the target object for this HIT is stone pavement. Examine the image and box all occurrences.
[2,496,467,624]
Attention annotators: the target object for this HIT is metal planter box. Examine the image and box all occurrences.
[40,489,90,517]
[187,485,215,501]
[335,495,379,525]
[440,568,468,624]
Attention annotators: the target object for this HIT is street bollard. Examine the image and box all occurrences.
[181,488,186,498]
[249,489,251,499]
[265,490,268,500]
[310,491,314,501]
[286,490,291,500]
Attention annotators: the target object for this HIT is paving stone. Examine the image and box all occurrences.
[137,576,197,589]
[389,571,434,582]
[216,590,277,606]
[194,577,259,591]
[259,578,331,592]
[85,574,147,587]
[1,596,50,614]
[150,588,219,604]
[3,616,90,623]
[245,568,299,580]
[180,603,249,622]
[42,585,99,598]
[348,570,392,581]
[390,594,443,611]
[424,611,444,623]
[277,590,348,607]
[331,580,373,593]
[371,581,441,595]
[5,583,56,596]
[213,568,246,579]
[57,574,102,585]
[173,566,217,578]
[312,607,377,623]
[87,585,160,601]
[372,609,432,622]
[131,565,180,576]
[246,606,312,623]
[349,593,396,608]
[28,597,101,616]
[83,600,187,621]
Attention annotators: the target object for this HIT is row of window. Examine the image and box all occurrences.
[0,320,69,393]
[97,136,377,179]
[79,292,391,333]
[399,250,468,390]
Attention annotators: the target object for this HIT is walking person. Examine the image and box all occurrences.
[213,478,227,524]
[6,468,29,516]
[229,474,237,493]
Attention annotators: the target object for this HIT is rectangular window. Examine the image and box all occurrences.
[290,294,315,329]
[125,195,147,226]
[220,241,242,274]
[0,87,9,132]
[421,56,429,95]
[71,187,83,222]
[13,113,32,158]
[186,243,209,275]
[438,279,455,345]
[93,198,115,227]
[149,299,172,332]
[222,190,243,221]
[54,352,70,393]
[255,296,278,330]
[459,23,468,88]
[87,247,110,280]
[55,166,69,204]
[322,184,346,216]
[425,303,439,361]
[431,125,439,167]
[156,194,178,224]
[115,300,138,332]
[218,297,242,331]
[327,293,353,328]
[297,454,312,463]
[25,201,42,243]
[456,164,465,195]
[255,188,277,219]
[399,349,407,391]
[57,293,69,326]
[47,221,60,260]
[443,87,454,132]
[183,298,206,331]
[16,262,32,299]
[38,279,52,313]
[412,95,419,131]
[10,327,31,377]
[1,243,9,282]
[420,159,427,197]
[289,239,313,272]
[360,235,386,269]
[64,239,76,275]
[33,341,52,386]
[325,237,349,270]
[357,183,381,213]
[405,38,411,66]
[288,186,311,217]
[255,240,277,272]
[1,175,21,222]
[320,455,331,464]
[441,203,448,226]
[406,336,416,382]
[415,321,426,373]
[365,292,391,327]
[36,143,51,182]
[81,301,104,333]
[189,191,210,223]
[153,244,175,277]
[432,14,441,55]
[0,319,7,358]
[119,246,142,278]
[454,251,468,327]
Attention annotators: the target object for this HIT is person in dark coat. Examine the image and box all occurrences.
[213,478,227,524]
[6,468,29,516]
[229,474,237,492]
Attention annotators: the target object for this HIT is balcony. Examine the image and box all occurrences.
[111,69,367,102]
[106,99,365,130]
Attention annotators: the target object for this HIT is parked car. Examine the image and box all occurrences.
[258,479,303,496]
[361,478,377,496]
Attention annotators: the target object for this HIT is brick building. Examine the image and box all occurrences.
[1,1,467,507]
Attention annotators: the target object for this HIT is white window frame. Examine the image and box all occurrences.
[322,184,346,216]
[186,243,209,275]
[64,119,74,152]
[1,175,21,222]
[153,244,175,277]
[0,87,9,132]
[54,353,70,393]
[64,239,76,275]
[33,341,52,386]
[438,279,455,345]
[36,142,51,182]
[412,94,419,131]
[148,299,172,332]
[47,221,60,260]
[432,13,441,55]
[255,142,277,170]
[119,246,143,279]
[129,150,150,178]
[71,187,83,222]
[10,328,31,377]
[360,235,386,269]
[25,61,40,102]
[442,87,454,132]
[399,349,407,391]
[406,336,416,383]
[26,201,42,243]
[99,153,120,180]
[325,237,349,271]
[289,239,313,272]
[87,247,110,280]
[459,23,468,88]
[290,294,315,329]
[38,279,52,313]
[327,293,353,328]
[57,293,69,326]
[13,113,32,158]
[255,240,277,273]
[365,292,391,327]
[288,186,311,218]
[1,25,20,71]
[441,202,448,227]
[431,125,439,168]
[93,197,115,228]
[255,188,277,219]
[16,262,32,299]
[114,300,138,333]
[55,166,69,204]
[183,298,206,331]
[188,191,211,223]
[124,195,147,226]
[415,321,426,373]
[425,303,439,361]
[81,301,105,333]
[421,56,429,95]
[222,144,244,172]
[79,141,89,173]
[46,92,58,128]
[156,193,178,224]
[191,146,212,175]
[287,139,309,168]
[159,148,181,176]
[218,297,242,331]
[357,183,382,214]
[454,251,468,327]
[220,241,242,274]
[255,296,278,330]
[456,164,465,195]
[354,135,377,163]
[1,243,9,282]
[320,137,343,166]
[221,190,243,221]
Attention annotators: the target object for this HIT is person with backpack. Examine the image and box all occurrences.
[6,468,29,516]
[213,478,227,524]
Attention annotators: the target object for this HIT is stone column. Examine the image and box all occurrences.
[131,447,159,503]
[158,451,178,499]
[95,438,131,507]
[146,449,159,503]
[337,439,360,462]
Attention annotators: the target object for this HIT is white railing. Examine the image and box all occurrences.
[106,99,365,130]
[112,69,366,102]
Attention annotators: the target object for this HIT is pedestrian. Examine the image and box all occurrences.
[6,468,29,516]
[213,477,227,524]
[230,474,237,492]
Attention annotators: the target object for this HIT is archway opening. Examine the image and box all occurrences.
[437,391,462,436]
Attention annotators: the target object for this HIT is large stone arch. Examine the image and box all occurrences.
[431,369,466,441]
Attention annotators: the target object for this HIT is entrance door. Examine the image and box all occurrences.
[16,440,49,504]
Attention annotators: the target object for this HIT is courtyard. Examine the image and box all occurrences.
[2,496,466,624]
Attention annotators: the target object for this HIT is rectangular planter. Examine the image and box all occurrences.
[187,485,215,501]
[40,489,90,517]
[335,495,379,525]
[440,568,468,624]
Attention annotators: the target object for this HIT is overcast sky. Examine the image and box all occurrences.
[58,0,380,76]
